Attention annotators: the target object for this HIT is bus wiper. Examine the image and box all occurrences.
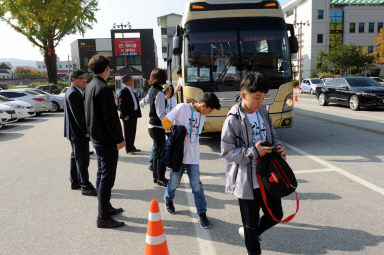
[214,41,235,88]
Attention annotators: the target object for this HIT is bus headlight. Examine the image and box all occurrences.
[282,93,293,112]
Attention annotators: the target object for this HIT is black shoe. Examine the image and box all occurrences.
[89,151,94,155]
[153,178,157,184]
[198,213,211,229]
[96,218,125,228]
[149,165,153,171]
[165,200,175,214]
[110,206,124,215]
[157,178,168,187]
[71,184,81,190]
[82,188,97,196]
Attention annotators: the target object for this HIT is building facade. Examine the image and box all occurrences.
[283,0,384,79]
[157,13,183,72]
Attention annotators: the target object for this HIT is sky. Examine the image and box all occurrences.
[0,0,290,68]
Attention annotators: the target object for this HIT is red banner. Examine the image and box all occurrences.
[114,38,141,56]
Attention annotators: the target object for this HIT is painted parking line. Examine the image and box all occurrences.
[295,168,336,174]
[182,175,217,255]
[285,142,384,196]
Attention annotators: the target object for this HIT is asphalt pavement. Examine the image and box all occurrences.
[0,94,383,255]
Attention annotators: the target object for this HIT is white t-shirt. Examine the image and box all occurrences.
[246,111,267,189]
[166,103,206,164]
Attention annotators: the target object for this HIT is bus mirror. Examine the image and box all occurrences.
[287,24,298,54]
[289,36,298,54]
[173,36,182,56]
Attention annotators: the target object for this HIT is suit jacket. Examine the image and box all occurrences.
[84,76,124,146]
[64,85,88,142]
[118,86,142,119]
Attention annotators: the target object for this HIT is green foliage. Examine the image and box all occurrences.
[310,71,318,78]
[0,0,98,83]
[14,67,46,78]
[316,50,330,73]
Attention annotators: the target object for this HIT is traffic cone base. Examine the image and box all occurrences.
[144,199,169,255]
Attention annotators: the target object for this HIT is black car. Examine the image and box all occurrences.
[316,77,384,110]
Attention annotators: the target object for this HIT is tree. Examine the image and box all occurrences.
[0,0,98,84]
[370,28,384,65]
[315,50,330,73]
[14,67,46,78]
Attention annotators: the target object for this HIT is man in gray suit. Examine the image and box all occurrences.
[64,69,96,196]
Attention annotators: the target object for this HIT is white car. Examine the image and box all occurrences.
[0,95,36,119]
[0,89,53,115]
[0,104,18,127]
[58,87,68,97]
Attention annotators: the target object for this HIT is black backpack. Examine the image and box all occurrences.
[256,143,299,223]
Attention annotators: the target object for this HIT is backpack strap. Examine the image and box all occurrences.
[256,159,299,223]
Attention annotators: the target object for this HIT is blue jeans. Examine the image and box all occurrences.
[164,164,207,214]
[149,145,154,164]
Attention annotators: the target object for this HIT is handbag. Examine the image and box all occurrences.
[256,142,299,223]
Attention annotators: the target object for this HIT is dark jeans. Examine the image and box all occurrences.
[123,117,137,152]
[93,143,118,220]
[238,188,283,255]
[70,139,92,189]
[148,128,166,181]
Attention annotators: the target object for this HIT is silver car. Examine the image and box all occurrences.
[0,95,36,119]
[30,89,64,112]
[0,104,18,127]
[0,89,53,115]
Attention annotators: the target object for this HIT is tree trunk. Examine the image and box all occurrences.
[44,43,57,84]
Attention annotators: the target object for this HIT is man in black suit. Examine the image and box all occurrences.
[118,74,142,155]
[84,55,126,228]
[64,69,96,196]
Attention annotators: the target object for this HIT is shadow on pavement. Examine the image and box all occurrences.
[284,192,342,201]
[0,132,24,142]
[264,222,384,254]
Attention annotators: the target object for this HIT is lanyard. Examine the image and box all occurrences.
[169,99,172,112]
[240,103,264,144]
[190,104,201,143]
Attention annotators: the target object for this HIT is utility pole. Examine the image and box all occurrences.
[294,20,310,83]
[113,22,132,67]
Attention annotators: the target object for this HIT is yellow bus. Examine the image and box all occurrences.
[172,0,298,132]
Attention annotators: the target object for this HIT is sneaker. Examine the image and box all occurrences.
[198,213,211,229]
[165,200,175,214]
[239,226,244,239]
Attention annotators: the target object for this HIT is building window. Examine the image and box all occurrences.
[318,10,324,19]
[369,23,374,33]
[317,34,323,43]
[329,10,344,49]
[378,22,383,32]
[368,46,374,54]
[350,23,355,33]
[359,23,365,33]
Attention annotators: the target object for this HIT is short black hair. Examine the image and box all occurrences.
[176,66,182,75]
[199,92,221,110]
[70,69,85,82]
[88,55,110,74]
[240,72,269,94]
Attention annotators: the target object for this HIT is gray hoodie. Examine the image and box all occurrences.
[221,102,283,200]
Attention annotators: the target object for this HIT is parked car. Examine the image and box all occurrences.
[59,87,69,97]
[0,95,36,119]
[0,89,53,114]
[316,77,384,110]
[0,104,18,127]
[35,84,61,95]
[369,77,384,86]
[27,89,64,112]
[300,78,324,94]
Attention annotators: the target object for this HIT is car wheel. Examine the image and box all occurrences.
[299,88,303,94]
[51,101,59,112]
[349,95,360,111]
[319,93,328,106]
[310,89,314,95]
[36,112,42,116]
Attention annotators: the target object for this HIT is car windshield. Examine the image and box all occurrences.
[184,17,291,91]
[22,90,40,95]
[346,77,381,87]
[311,79,323,84]
[0,95,13,102]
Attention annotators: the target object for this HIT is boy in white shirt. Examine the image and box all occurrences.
[161,92,221,229]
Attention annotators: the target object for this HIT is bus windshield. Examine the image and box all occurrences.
[184,17,291,92]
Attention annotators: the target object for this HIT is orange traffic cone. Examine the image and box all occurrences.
[144,199,169,255]
[294,91,298,102]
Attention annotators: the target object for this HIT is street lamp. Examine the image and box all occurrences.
[294,20,310,83]
[113,22,132,67]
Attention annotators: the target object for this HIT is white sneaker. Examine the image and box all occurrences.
[238,226,244,239]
